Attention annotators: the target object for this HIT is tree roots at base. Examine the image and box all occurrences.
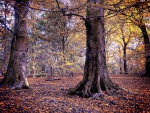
[68,76,120,98]
[0,75,30,90]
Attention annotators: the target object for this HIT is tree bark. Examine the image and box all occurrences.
[120,58,122,74]
[140,25,150,77]
[123,44,128,74]
[120,23,129,74]
[1,0,30,89]
[68,0,119,97]
[119,47,122,74]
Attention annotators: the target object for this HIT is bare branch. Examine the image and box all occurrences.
[0,19,15,35]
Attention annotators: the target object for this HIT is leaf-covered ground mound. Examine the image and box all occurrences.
[0,75,150,113]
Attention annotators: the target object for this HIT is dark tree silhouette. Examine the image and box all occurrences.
[139,24,150,77]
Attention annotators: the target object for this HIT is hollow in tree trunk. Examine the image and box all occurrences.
[68,0,119,97]
[1,0,30,89]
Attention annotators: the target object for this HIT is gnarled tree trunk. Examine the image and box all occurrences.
[68,0,119,97]
[1,0,30,89]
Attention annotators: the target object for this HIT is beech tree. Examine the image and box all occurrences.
[68,0,119,97]
[117,0,150,76]
[140,23,150,77]
[128,2,150,77]
[114,22,131,74]
[1,0,30,89]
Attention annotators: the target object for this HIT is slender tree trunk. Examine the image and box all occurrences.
[120,23,128,74]
[119,48,122,74]
[123,45,128,74]
[62,36,66,76]
[120,58,122,74]
[62,22,68,75]
[1,0,30,89]
[68,0,119,97]
[50,66,53,76]
[140,25,150,77]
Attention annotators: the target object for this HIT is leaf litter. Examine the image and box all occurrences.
[0,75,150,113]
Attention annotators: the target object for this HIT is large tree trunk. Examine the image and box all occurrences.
[140,25,150,77]
[68,0,119,97]
[1,0,30,89]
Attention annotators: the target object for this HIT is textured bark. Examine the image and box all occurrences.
[68,0,119,97]
[1,0,30,89]
[140,25,150,77]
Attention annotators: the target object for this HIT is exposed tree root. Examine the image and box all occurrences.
[0,74,30,90]
[143,72,150,77]
[68,75,120,98]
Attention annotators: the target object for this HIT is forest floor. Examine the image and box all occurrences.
[0,75,150,113]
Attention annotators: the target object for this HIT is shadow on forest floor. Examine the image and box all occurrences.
[0,75,150,113]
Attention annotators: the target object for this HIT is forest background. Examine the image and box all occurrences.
[0,0,149,77]
[0,0,150,112]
